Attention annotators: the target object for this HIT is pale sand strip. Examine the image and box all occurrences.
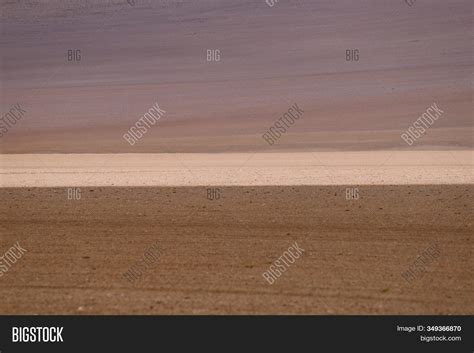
[0,151,472,187]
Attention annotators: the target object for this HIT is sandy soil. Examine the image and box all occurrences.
[0,185,472,314]
[1,151,473,187]
[0,0,471,317]
[1,0,472,153]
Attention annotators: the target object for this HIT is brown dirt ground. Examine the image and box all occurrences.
[0,185,472,314]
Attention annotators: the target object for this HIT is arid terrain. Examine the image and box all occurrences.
[0,0,472,316]
[1,0,472,153]
[0,151,472,187]
[0,185,472,314]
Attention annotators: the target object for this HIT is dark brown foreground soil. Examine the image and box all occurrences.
[0,185,472,314]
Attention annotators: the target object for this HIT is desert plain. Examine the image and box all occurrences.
[0,151,473,314]
[0,0,473,314]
